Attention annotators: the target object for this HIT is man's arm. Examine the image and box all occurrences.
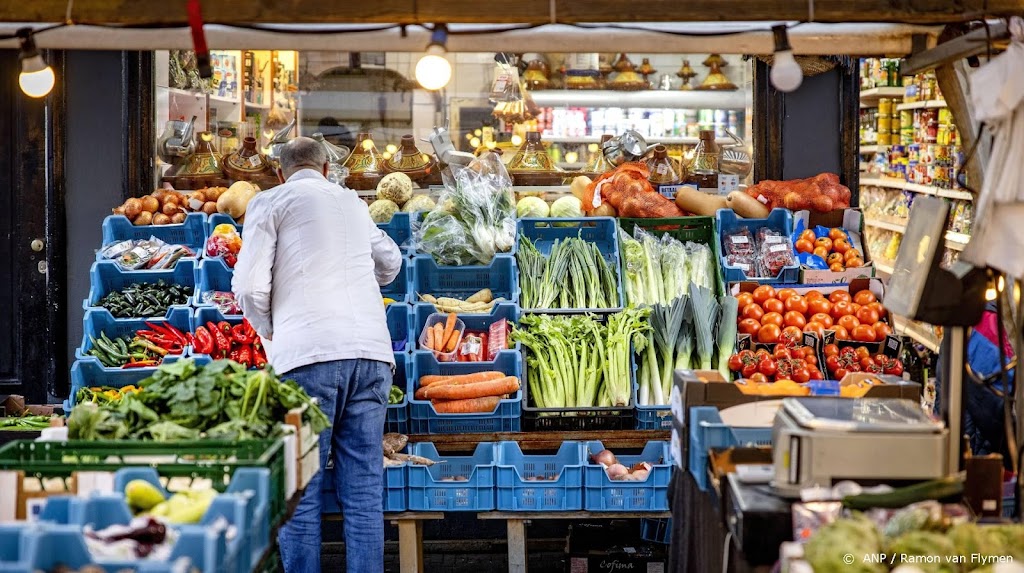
[369,215,402,286]
[232,195,277,340]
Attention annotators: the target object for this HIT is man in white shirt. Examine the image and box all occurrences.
[233,137,402,573]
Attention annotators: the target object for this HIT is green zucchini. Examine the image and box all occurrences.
[842,476,964,510]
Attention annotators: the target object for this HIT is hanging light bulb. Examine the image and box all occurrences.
[769,25,803,93]
[17,28,54,98]
[386,143,398,154]
[510,134,523,147]
[415,25,452,91]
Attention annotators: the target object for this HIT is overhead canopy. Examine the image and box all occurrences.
[0,22,938,55]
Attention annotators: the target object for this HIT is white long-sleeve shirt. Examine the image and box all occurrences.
[232,169,402,374]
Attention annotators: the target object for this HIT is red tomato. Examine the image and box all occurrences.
[860,356,876,369]
[804,290,825,301]
[784,295,809,314]
[742,363,758,378]
[884,360,904,376]
[852,324,877,342]
[761,312,784,327]
[868,302,887,320]
[803,321,825,338]
[804,355,818,367]
[758,324,782,343]
[776,288,798,302]
[828,228,846,241]
[855,347,871,359]
[773,347,792,360]
[791,347,806,360]
[837,314,861,332]
[755,349,772,361]
[736,292,754,309]
[856,306,880,325]
[853,290,877,305]
[794,239,814,254]
[833,238,851,254]
[783,311,807,328]
[825,355,841,372]
[814,237,833,251]
[834,368,849,379]
[873,322,893,339]
[758,357,778,377]
[792,367,811,383]
[808,312,832,328]
[742,303,766,322]
[749,372,768,384]
[763,298,785,314]
[752,285,777,305]
[781,326,804,347]
[738,318,761,336]
[808,368,824,380]
[824,344,839,357]
[830,325,849,339]
[830,301,854,319]
[808,298,832,315]
[727,354,744,372]
[829,290,852,304]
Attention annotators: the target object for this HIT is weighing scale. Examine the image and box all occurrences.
[771,397,949,497]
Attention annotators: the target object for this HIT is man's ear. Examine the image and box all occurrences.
[276,168,285,184]
[322,162,330,177]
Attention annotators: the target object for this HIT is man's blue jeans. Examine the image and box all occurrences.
[278,358,391,573]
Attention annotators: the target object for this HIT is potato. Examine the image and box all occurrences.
[123,198,143,219]
[171,212,187,224]
[152,213,171,225]
[202,201,219,215]
[140,195,160,213]
[161,201,180,216]
[133,211,153,226]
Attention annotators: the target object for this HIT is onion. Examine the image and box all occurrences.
[590,203,617,217]
[140,196,160,213]
[133,211,153,226]
[591,449,617,467]
[123,198,143,219]
[152,213,171,226]
[605,463,628,480]
[202,201,219,215]
[161,202,180,217]
[630,469,649,481]
[630,461,652,474]
[170,213,186,224]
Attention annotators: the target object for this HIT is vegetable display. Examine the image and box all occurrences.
[192,318,267,369]
[589,448,655,482]
[619,225,715,307]
[794,226,865,272]
[517,235,619,310]
[511,309,650,409]
[414,153,516,266]
[824,344,904,379]
[581,163,685,218]
[421,312,463,358]
[742,172,852,213]
[418,289,504,314]
[99,237,194,271]
[124,479,215,525]
[112,187,227,226]
[97,281,193,318]
[723,227,796,279]
[735,286,892,344]
[67,358,329,442]
[0,414,57,430]
[86,322,189,369]
[414,371,521,413]
[726,346,824,384]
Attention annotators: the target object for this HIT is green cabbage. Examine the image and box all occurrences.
[550,196,583,220]
[516,196,550,218]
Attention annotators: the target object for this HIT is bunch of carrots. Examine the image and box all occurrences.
[415,371,521,413]
[424,313,462,357]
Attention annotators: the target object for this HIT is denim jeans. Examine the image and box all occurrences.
[278,358,391,573]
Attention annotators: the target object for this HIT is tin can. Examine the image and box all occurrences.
[932,165,950,189]
[907,143,920,163]
[933,144,951,165]
[901,128,915,146]
[938,108,952,125]
[920,145,934,165]
[900,110,913,128]
[891,113,901,134]
[890,144,906,161]
[917,162,931,185]
[892,163,907,180]
[878,97,893,116]
[907,160,919,183]
[877,131,892,146]
[877,115,891,132]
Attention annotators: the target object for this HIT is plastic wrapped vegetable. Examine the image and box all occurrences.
[205,224,242,267]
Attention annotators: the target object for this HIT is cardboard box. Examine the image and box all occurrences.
[793,208,876,284]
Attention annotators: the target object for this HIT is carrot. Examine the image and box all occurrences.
[431,396,502,413]
[419,371,504,387]
[425,325,435,350]
[423,376,520,401]
[441,313,457,348]
[432,323,444,351]
[444,330,461,353]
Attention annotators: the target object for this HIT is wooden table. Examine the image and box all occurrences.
[477,510,672,573]
[387,511,445,573]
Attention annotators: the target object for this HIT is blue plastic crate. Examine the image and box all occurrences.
[322,461,407,514]
[387,352,410,434]
[207,212,243,235]
[806,380,841,396]
[191,308,269,366]
[77,307,194,366]
[382,258,414,304]
[379,212,413,253]
[582,440,671,511]
[406,442,497,511]
[101,212,208,252]
[193,257,237,312]
[412,254,519,303]
[518,217,624,313]
[386,303,412,352]
[495,441,584,511]
[640,518,671,544]
[84,260,197,312]
[632,382,672,430]
[689,406,773,491]
[716,208,800,284]
[411,302,519,354]
[408,350,522,434]
[65,355,207,412]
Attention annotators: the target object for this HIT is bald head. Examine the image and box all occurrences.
[278,136,328,180]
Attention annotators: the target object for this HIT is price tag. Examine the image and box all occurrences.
[656,164,669,175]
[763,236,785,244]
[730,235,749,244]
[769,243,789,253]
[248,155,263,168]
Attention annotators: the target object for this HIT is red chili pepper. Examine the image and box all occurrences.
[231,324,255,344]
[193,326,215,355]
[237,345,252,368]
[123,360,159,368]
[229,348,241,363]
[207,321,231,356]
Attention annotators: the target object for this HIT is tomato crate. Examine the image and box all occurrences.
[65,355,207,411]
[518,217,624,314]
[411,302,519,354]
[77,306,194,366]
[406,442,497,511]
[689,406,772,491]
[412,254,520,303]
[101,212,208,253]
[407,350,522,434]
[0,439,288,532]
[618,216,725,296]
[581,440,671,511]
[322,459,407,513]
[386,352,410,434]
[84,260,197,313]
[716,209,800,285]
[495,441,585,511]
[640,518,671,544]
[382,257,414,304]
[379,212,413,253]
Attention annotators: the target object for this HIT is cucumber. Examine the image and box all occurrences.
[842,476,964,510]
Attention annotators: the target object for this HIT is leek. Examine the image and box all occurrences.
[716,295,739,380]
[689,283,719,370]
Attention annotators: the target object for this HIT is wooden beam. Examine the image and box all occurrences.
[9,0,1024,25]
[903,22,1009,76]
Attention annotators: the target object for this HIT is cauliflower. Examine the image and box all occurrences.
[516,196,550,218]
[376,172,414,205]
[403,194,437,213]
[369,199,400,223]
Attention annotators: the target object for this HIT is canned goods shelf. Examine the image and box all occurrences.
[860,177,972,202]
[895,99,947,111]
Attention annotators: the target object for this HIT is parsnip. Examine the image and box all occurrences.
[466,288,493,304]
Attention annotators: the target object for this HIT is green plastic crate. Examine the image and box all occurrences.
[0,439,289,528]
[617,216,725,297]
